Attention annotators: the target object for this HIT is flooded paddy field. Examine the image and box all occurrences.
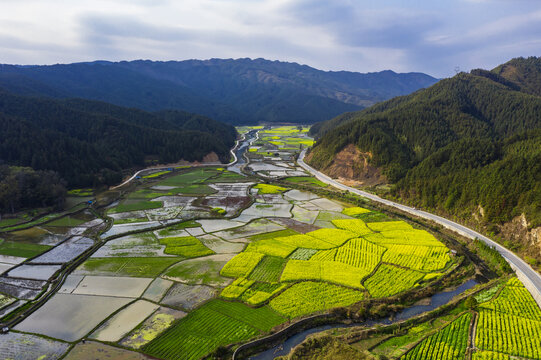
[163,254,235,287]
[71,275,152,297]
[120,306,186,349]
[0,331,69,360]
[6,264,62,281]
[63,341,154,360]
[15,293,132,341]
[161,283,217,310]
[142,277,174,302]
[90,300,160,342]
[29,236,94,264]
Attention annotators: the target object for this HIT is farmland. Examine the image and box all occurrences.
[269,281,365,318]
[475,278,541,358]
[143,300,284,360]
[2,125,536,360]
[402,312,472,360]
[364,264,425,297]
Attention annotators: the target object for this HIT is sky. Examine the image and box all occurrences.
[0,0,540,77]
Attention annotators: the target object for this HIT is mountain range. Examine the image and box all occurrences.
[0,58,438,124]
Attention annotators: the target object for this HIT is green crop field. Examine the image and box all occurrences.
[312,237,386,269]
[0,218,25,227]
[127,189,170,199]
[364,264,424,297]
[276,234,336,249]
[245,238,297,258]
[172,184,217,195]
[144,300,285,360]
[46,216,88,227]
[305,228,357,246]
[472,351,513,360]
[371,229,445,247]
[253,183,287,194]
[281,260,367,289]
[248,255,287,282]
[475,278,541,359]
[283,176,328,187]
[332,219,373,236]
[367,221,413,232]
[401,312,472,360]
[382,244,450,272]
[67,188,93,196]
[157,168,219,186]
[143,170,171,178]
[220,252,265,278]
[342,207,371,216]
[220,278,254,299]
[207,170,247,183]
[248,229,299,241]
[108,200,163,214]
[0,240,51,258]
[479,278,541,320]
[241,282,288,306]
[270,281,365,318]
[288,248,318,260]
[77,257,181,277]
[159,236,214,257]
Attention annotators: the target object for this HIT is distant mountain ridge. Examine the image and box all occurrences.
[0,58,438,124]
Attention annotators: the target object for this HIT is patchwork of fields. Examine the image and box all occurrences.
[0,125,538,360]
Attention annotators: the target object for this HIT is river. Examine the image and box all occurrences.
[228,130,258,174]
[250,279,478,359]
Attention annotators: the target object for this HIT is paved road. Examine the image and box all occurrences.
[298,149,541,306]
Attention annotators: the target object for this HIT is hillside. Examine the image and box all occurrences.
[0,90,237,187]
[307,57,541,262]
[0,59,438,124]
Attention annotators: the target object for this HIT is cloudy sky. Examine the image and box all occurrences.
[1,0,540,77]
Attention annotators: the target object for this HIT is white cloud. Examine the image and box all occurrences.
[0,0,539,76]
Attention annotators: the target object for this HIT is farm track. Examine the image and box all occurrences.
[297,148,541,308]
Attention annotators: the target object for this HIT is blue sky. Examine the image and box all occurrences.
[0,0,540,77]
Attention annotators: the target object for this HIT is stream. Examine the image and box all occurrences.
[250,278,479,359]
[228,130,258,174]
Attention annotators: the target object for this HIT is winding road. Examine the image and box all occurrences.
[297,148,541,307]
[110,133,247,190]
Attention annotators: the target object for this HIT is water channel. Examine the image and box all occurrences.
[228,130,258,174]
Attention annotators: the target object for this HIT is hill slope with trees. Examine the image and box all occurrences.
[0,90,237,187]
[0,59,438,124]
[307,57,541,263]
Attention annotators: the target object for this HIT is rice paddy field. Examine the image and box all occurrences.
[1,125,538,360]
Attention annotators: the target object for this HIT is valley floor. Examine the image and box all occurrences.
[0,126,537,360]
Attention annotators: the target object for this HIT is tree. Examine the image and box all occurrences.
[465,296,478,309]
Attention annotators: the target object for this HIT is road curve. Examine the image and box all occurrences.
[298,149,541,306]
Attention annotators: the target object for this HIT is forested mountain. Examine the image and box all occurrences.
[307,57,541,254]
[0,59,438,124]
[0,90,237,187]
